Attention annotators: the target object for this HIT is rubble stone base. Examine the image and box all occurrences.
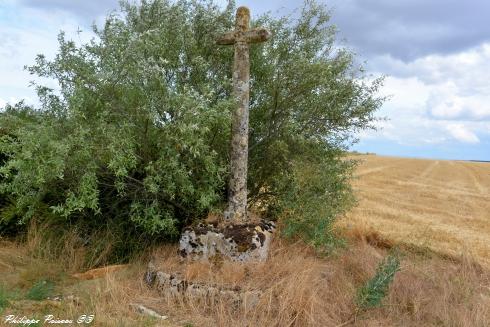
[178,220,275,262]
[144,262,261,307]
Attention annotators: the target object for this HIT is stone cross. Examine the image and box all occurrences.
[216,7,271,224]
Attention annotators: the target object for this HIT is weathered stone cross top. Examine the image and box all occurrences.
[216,7,271,224]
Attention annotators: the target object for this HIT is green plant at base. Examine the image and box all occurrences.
[357,253,401,309]
[0,285,9,313]
[26,280,54,301]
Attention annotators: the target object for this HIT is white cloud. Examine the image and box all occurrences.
[379,76,429,112]
[427,86,490,120]
[364,42,490,148]
[446,124,480,143]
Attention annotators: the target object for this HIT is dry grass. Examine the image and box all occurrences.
[0,155,489,326]
[143,237,489,327]
[1,236,489,326]
[341,155,490,268]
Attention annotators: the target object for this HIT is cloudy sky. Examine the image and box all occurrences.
[1,0,489,160]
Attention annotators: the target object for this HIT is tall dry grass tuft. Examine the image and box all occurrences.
[23,218,146,273]
[24,220,87,273]
[378,253,490,327]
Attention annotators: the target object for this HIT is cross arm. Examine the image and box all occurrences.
[244,28,271,44]
[216,28,271,45]
[216,31,236,45]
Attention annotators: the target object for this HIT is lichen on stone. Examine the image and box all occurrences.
[179,220,275,262]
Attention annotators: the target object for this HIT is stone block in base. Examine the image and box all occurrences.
[178,220,275,262]
[144,261,261,307]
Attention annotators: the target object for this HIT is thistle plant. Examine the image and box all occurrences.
[357,253,401,309]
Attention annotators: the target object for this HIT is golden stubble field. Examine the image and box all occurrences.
[342,155,490,268]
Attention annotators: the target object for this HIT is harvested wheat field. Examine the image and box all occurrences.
[341,155,490,268]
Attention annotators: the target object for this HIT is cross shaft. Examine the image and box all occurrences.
[216,7,271,223]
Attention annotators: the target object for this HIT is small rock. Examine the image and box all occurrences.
[45,294,81,305]
[129,303,168,320]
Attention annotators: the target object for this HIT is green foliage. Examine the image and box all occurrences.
[280,153,354,252]
[26,280,54,301]
[0,284,23,313]
[1,1,234,238]
[0,121,24,237]
[0,0,383,252]
[0,122,8,207]
[357,253,401,309]
[0,285,9,312]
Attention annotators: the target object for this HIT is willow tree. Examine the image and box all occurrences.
[0,0,383,252]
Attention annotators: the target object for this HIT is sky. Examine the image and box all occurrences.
[0,0,489,161]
